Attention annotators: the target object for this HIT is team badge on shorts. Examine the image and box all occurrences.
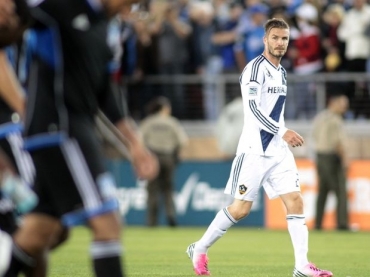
[239,184,247,195]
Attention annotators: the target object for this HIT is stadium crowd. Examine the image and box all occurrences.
[116,0,370,120]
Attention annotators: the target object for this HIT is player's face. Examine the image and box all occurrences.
[264,27,289,58]
[338,96,349,114]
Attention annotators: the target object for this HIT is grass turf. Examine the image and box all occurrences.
[49,226,369,277]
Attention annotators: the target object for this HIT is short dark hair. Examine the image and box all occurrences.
[327,93,347,105]
[145,96,171,115]
[264,18,289,35]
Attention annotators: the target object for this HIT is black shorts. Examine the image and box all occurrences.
[0,122,34,184]
[29,115,119,226]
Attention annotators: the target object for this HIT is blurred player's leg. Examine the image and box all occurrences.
[89,212,124,277]
[4,213,61,277]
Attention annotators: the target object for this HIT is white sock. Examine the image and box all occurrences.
[196,207,238,253]
[287,214,309,269]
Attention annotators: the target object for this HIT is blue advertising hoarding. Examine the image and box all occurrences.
[107,160,264,227]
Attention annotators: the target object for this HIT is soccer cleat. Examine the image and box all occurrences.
[186,242,211,276]
[0,230,12,277]
[293,262,333,277]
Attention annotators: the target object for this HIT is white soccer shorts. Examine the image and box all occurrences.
[224,149,301,201]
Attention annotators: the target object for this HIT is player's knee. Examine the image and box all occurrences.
[238,209,251,220]
[92,226,121,241]
[50,227,70,250]
[14,218,60,255]
[228,201,252,220]
[89,212,122,241]
[284,192,304,214]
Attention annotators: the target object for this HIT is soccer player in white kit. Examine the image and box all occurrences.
[186,18,333,277]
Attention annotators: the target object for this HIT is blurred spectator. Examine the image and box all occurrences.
[337,0,370,118]
[234,3,269,70]
[320,4,347,96]
[287,2,322,119]
[236,0,263,34]
[149,0,192,119]
[126,9,161,119]
[189,0,217,74]
[290,2,322,73]
[140,96,188,227]
[326,0,353,12]
[178,0,191,23]
[205,0,244,120]
[107,13,129,118]
[106,8,144,120]
[215,92,243,158]
[268,0,287,18]
[321,4,346,73]
[189,0,221,121]
[306,0,323,16]
[285,0,304,17]
[212,0,243,73]
[312,94,349,231]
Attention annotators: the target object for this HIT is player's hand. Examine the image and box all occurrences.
[130,143,159,181]
[282,129,304,147]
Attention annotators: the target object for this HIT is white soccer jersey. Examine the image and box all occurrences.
[237,54,289,156]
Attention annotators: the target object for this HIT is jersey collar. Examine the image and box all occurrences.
[261,54,281,71]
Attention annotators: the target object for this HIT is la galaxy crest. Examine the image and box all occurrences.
[239,184,247,195]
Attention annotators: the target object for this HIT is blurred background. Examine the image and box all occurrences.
[107,0,370,231]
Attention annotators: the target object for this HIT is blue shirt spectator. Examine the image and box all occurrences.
[234,4,269,68]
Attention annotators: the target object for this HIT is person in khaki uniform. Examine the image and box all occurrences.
[312,94,349,230]
[140,96,188,227]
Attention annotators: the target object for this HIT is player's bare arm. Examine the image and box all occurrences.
[0,50,26,117]
[282,129,304,147]
[115,118,159,180]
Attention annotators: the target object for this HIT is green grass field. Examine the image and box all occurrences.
[49,227,369,277]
